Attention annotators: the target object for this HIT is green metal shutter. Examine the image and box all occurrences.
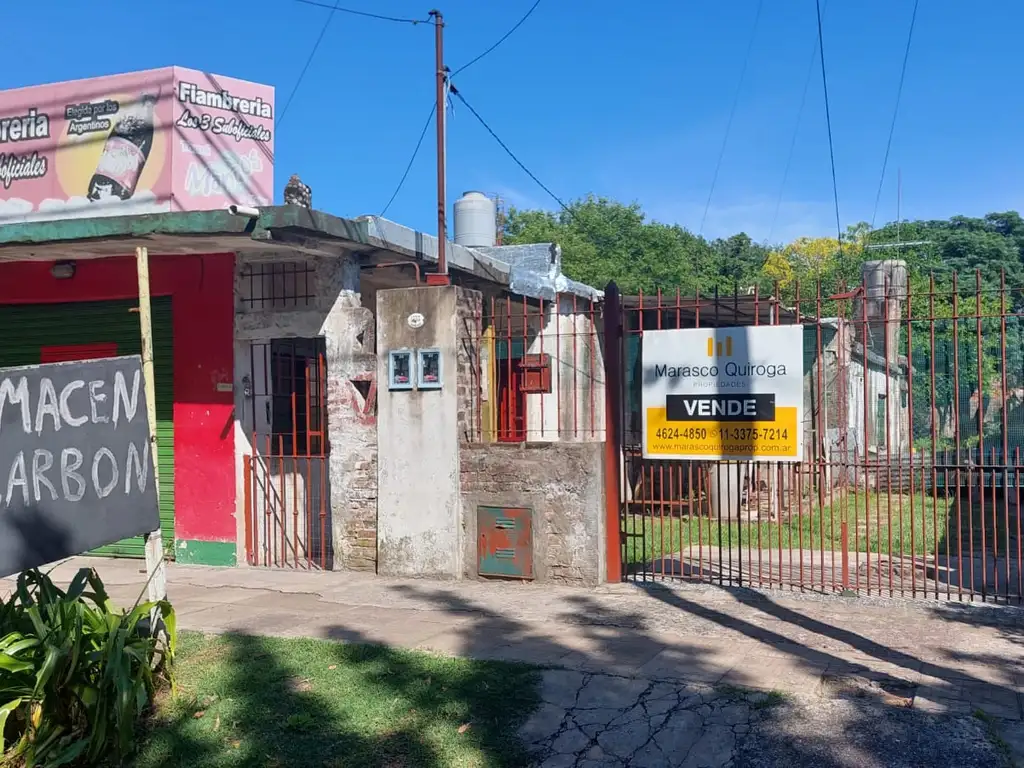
[0,298,175,559]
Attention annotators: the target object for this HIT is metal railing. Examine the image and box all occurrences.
[476,293,605,443]
[243,338,332,569]
[606,272,1024,603]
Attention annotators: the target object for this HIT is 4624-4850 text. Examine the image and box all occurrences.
[653,426,790,442]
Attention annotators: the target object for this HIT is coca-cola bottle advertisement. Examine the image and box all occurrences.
[87,93,157,202]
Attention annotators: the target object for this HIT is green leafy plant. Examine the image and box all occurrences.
[0,567,175,767]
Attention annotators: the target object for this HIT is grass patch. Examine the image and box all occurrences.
[753,691,788,710]
[626,491,954,566]
[135,631,541,768]
[714,684,787,710]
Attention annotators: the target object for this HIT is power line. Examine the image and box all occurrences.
[379,103,436,217]
[279,1,342,126]
[815,0,843,252]
[292,0,431,24]
[378,2,544,225]
[870,0,920,229]
[451,0,543,76]
[698,0,764,237]
[280,1,431,127]
[450,85,570,214]
[767,0,828,245]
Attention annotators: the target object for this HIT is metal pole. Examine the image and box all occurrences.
[136,245,166,602]
[429,9,450,284]
[603,282,624,582]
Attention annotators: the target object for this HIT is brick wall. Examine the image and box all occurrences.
[460,442,605,585]
[456,288,482,443]
[234,253,378,572]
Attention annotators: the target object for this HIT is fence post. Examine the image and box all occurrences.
[243,454,254,565]
[603,282,624,582]
[136,245,166,603]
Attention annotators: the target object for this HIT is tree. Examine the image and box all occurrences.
[756,226,867,302]
[504,194,1024,448]
[868,214,1024,299]
[705,233,770,292]
[503,195,736,295]
[761,251,795,289]
[503,195,1024,312]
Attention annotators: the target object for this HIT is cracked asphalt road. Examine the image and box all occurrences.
[520,670,1008,768]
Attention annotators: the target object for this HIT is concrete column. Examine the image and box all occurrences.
[376,286,462,577]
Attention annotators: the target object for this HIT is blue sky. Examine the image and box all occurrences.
[5,0,1022,243]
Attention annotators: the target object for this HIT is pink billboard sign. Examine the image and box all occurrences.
[0,66,274,225]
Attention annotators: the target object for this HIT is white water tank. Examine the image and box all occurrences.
[453,191,497,247]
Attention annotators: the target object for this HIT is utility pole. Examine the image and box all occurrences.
[428,9,450,285]
[896,167,902,254]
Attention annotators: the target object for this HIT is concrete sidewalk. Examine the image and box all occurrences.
[5,557,1024,766]
[9,557,1023,712]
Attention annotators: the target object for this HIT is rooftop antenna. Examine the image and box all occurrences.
[864,169,933,251]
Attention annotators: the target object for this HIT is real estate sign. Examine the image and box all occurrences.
[0,66,274,225]
[641,325,804,462]
[0,356,159,577]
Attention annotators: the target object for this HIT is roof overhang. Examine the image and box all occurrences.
[0,206,371,263]
[0,207,615,301]
[0,208,511,289]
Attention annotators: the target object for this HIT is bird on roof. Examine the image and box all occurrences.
[284,174,312,209]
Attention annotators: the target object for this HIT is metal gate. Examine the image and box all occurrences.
[243,338,332,569]
[605,270,1024,603]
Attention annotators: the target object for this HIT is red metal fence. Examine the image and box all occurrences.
[606,271,1024,603]
[243,338,332,569]
[477,294,605,442]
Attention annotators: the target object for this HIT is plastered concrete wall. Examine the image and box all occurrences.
[376,286,462,577]
[460,442,606,585]
[233,252,378,570]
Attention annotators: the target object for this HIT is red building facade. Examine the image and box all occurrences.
[0,253,238,565]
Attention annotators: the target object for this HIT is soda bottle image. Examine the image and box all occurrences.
[87,93,157,201]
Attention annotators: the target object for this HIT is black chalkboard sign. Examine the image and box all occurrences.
[0,355,160,577]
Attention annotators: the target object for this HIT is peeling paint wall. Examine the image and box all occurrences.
[456,291,606,586]
[233,252,378,570]
[376,285,469,578]
[460,442,606,585]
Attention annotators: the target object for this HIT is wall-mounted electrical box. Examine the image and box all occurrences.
[519,353,552,394]
[477,505,534,579]
[417,348,443,390]
[388,349,414,390]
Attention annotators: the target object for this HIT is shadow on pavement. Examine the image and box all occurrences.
[379,580,1018,767]
[48,555,1022,767]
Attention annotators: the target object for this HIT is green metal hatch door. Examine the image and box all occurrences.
[0,297,175,559]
